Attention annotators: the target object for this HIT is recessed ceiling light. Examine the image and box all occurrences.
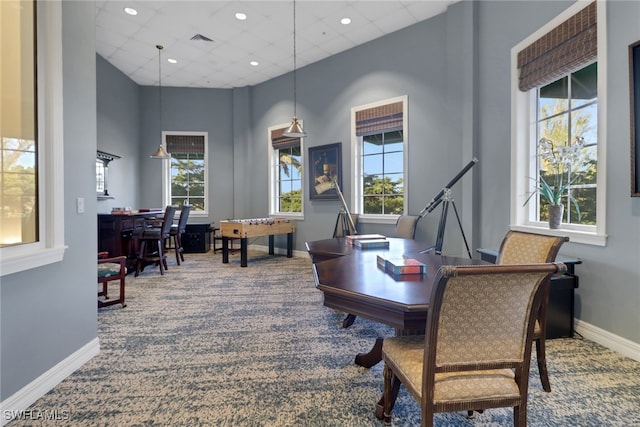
[124,7,137,16]
[340,17,351,25]
[235,12,247,21]
[250,61,259,66]
[168,58,177,64]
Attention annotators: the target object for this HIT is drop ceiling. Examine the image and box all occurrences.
[95,1,458,89]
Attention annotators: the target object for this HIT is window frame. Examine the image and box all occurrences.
[510,1,607,246]
[350,95,408,224]
[268,123,304,219]
[1,1,66,276]
[161,131,209,218]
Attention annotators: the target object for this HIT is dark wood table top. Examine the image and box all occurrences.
[307,237,483,330]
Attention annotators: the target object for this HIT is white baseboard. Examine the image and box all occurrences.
[575,319,640,362]
[1,338,100,426]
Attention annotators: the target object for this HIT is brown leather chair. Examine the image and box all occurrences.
[497,230,569,392]
[381,262,565,426]
[135,205,176,276]
[97,252,127,308]
[168,205,191,265]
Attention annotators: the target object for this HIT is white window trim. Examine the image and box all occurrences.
[1,1,66,277]
[161,131,209,218]
[509,0,607,246]
[350,95,408,224]
[267,123,304,219]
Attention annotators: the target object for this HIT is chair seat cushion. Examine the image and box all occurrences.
[383,335,519,404]
[98,263,124,279]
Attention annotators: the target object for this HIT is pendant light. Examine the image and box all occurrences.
[150,44,171,159]
[283,0,307,137]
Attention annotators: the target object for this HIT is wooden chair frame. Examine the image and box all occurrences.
[97,252,127,308]
[497,230,569,392]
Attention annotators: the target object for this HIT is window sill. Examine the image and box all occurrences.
[270,213,303,220]
[510,224,607,246]
[0,245,67,277]
[357,214,398,225]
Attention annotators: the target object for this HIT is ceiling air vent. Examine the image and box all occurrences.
[191,34,213,42]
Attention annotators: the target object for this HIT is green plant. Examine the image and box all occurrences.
[524,137,585,221]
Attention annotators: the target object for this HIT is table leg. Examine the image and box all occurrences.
[342,314,357,328]
[354,337,384,368]
[240,237,248,267]
[268,235,274,255]
[287,232,293,258]
[222,237,229,263]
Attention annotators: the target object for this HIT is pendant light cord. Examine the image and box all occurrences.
[292,0,297,117]
[157,44,163,135]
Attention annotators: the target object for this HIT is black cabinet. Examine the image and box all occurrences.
[477,248,580,339]
[182,223,212,253]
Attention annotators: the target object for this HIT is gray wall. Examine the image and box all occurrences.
[1,1,98,400]
[96,55,140,213]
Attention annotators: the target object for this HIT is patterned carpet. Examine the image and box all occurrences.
[15,250,640,426]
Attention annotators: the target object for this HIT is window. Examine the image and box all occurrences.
[163,132,207,213]
[351,96,407,221]
[534,63,598,226]
[1,0,66,276]
[268,124,303,216]
[510,1,606,245]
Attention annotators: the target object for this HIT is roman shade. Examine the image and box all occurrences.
[517,1,596,92]
[166,135,205,154]
[355,101,403,137]
[271,127,300,150]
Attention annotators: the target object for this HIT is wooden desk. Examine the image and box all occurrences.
[220,218,295,267]
[307,237,481,366]
[98,211,164,271]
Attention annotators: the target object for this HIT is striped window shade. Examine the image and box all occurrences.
[271,127,300,150]
[166,135,205,154]
[355,101,403,137]
[517,1,596,92]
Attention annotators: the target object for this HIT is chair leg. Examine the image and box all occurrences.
[157,239,166,275]
[135,240,147,277]
[536,337,551,392]
[173,235,181,265]
[177,233,184,262]
[119,277,127,307]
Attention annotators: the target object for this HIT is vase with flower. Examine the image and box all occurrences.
[524,137,584,229]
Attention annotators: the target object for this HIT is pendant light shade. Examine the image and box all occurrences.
[151,44,170,159]
[282,0,306,138]
[150,144,170,159]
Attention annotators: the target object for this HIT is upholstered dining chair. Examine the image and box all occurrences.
[380,262,565,427]
[497,230,569,392]
[168,204,191,265]
[135,205,176,276]
[97,252,127,308]
[395,214,419,239]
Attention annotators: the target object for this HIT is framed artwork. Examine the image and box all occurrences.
[309,142,342,200]
[630,40,640,196]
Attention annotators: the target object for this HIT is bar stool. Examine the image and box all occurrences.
[168,205,191,265]
[135,205,176,276]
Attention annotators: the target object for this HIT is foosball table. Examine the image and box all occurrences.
[219,217,295,267]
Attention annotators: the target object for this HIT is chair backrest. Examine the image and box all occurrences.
[497,230,568,264]
[422,263,565,392]
[160,205,177,236]
[395,215,419,239]
[177,205,192,233]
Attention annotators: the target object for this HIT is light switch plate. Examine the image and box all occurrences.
[76,197,85,214]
